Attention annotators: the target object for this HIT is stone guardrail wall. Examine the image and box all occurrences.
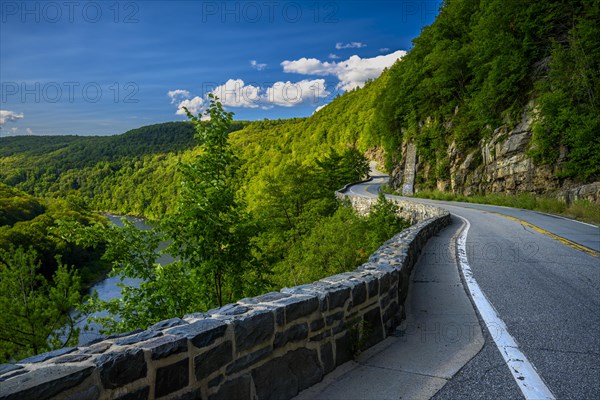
[337,192,448,224]
[0,196,450,400]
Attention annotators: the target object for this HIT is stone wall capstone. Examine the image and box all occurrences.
[0,195,450,400]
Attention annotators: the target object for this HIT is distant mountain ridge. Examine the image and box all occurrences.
[0,122,197,163]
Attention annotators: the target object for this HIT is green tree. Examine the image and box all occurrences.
[316,148,370,190]
[81,220,198,333]
[0,246,82,362]
[163,95,259,308]
[531,0,600,180]
[273,194,408,288]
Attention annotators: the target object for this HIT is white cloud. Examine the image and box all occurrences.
[328,53,339,59]
[265,79,329,107]
[314,104,328,114]
[335,51,407,91]
[26,128,34,135]
[281,58,338,75]
[250,60,267,71]
[168,89,191,104]
[336,42,366,50]
[210,79,261,108]
[379,47,390,53]
[176,96,205,116]
[168,77,330,116]
[281,50,407,91]
[0,110,24,125]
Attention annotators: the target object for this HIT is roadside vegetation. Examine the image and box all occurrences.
[79,97,407,334]
[0,98,407,361]
[411,190,600,225]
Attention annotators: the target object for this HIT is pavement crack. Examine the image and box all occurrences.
[360,362,449,381]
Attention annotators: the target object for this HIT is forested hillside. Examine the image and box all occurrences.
[374,0,599,187]
[0,183,107,285]
[0,184,110,361]
[1,0,598,212]
[0,122,247,217]
[232,0,599,192]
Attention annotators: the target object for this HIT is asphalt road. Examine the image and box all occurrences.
[345,171,600,399]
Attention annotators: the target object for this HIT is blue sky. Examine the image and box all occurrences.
[0,0,441,136]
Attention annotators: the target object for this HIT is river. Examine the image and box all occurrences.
[74,215,174,345]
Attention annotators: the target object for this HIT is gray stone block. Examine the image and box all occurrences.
[282,283,329,312]
[97,348,147,389]
[320,342,335,374]
[64,385,100,400]
[259,304,285,326]
[226,346,271,375]
[208,375,223,388]
[351,281,367,306]
[183,312,209,320]
[379,272,392,295]
[167,319,227,349]
[149,318,187,331]
[0,364,22,376]
[0,365,94,400]
[309,330,331,342]
[155,358,189,398]
[108,328,143,339]
[251,348,323,400]
[383,300,400,325]
[17,347,76,364]
[325,311,344,326]
[141,335,188,360]
[325,285,351,310]
[332,320,347,335]
[81,342,111,355]
[364,275,380,298]
[194,341,233,380]
[273,295,319,323]
[114,386,149,400]
[212,304,250,316]
[54,354,92,364]
[114,330,162,346]
[233,309,274,352]
[335,332,353,366]
[0,368,26,382]
[255,291,291,303]
[274,323,308,349]
[310,317,325,332]
[209,374,252,400]
[363,307,384,348]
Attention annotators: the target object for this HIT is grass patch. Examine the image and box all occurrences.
[406,190,600,226]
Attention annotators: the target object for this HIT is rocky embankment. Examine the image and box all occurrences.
[389,109,599,203]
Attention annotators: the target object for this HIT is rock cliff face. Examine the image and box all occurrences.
[389,110,600,203]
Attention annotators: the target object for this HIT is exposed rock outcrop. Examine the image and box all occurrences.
[390,109,599,203]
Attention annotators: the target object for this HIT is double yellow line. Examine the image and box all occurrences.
[491,212,599,258]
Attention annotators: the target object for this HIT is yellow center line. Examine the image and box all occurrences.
[488,211,599,258]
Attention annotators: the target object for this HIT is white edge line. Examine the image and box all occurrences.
[455,215,556,400]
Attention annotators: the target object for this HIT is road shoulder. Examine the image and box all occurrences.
[294,216,484,399]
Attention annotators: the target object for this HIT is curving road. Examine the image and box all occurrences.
[347,169,600,399]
